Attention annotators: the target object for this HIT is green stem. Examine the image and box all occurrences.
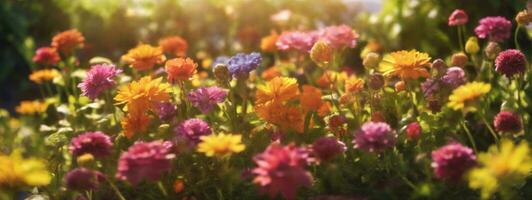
[457,26,464,51]
[106,179,126,200]
[158,181,168,197]
[460,120,478,153]
[480,114,499,145]
[514,25,522,50]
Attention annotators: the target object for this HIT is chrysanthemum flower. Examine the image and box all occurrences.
[493,111,522,133]
[32,47,60,66]
[261,31,279,52]
[69,131,113,158]
[474,16,512,42]
[495,49,527,78]
[64,168,104,191]
[51,29,85,53]
[379,50,431,80]
[115,76,171,115]
[276,31,319,52]
[252,143,313,200]
[448,9,469,26]
[187,86,227,113]
[175,118,212,143]
[311,136,347,162]
[319,25,358,49]
[0,150,51,187]
[29,69,61,84]
[78,64,121,100]
[197,133,245,157]
[15,100,48,115]
[447,82,491,111]
[255,77,299,106]
[227,52,262,78]
[121,44,166,71]
[431,143,477,182]
[345,75,365,94]
[164,57,198,83]
[353,122,396,153]
[116,140,175,185]
[159,36,188,57]
[120,113,152,138]
[441,67,466,88]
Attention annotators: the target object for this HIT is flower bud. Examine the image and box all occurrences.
[465,37,480,54]
[515,10,532,26]
[484,42,501,60]
[432,59,448,76]
[451,52,468,67]
[395,81,406,92]
[77,153,95,167]
[310,40,332,65]
[363,52,380,69]
[213,64,231,85]
[368,73,384,90]
[427,99,441,113]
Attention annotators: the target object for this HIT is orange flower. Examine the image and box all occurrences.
[261,66,281,81]
[260,31,279,52]
[121,113,151,138]
[29,69,60,84]
[115,76,171,115]
[165,58,198,83]
[15,101,48,115]
[121,44,166,71]
[255,103,304,133]
[317,102,331,117]
[255,77,299,106]
[345,75,365,93]
[173,179,185,193]
[310,40,333,65]
[51,29,85,53]
[159,36,188,57]
[316,71,347,89]
[379,50,431,80]
[300,85,324,113]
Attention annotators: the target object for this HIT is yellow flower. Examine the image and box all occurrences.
[465,37,480,54]
[115,76,171,115]
[0,150,51,188]
[255,77,299,106]
[345,75,365,94]
[29,69,60,84]
[448,82,491,112]
[121,44,166,71]
[468,139,532,199]
[15,100,48,115]
[197,133,245,157]
[379,50,431,80]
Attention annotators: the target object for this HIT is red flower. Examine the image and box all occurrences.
[32,47,60,66]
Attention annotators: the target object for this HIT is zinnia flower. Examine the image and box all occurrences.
[441,67,466,88]
[227,52,262,78]
[29,69,60,84]
[447,82,491,112]
[276,31,319,52]
[121,44,166,71]
[0,150,51,187]
[379,50,431,80]
[32,47,60,66]
[116,140,175,185]
[448,9,469,26]
[252,143,313,200]
[64,168,104,191]
[353,122,396,153]
[69,131,113,158]
[51,29,85,53]
[165,57,198,83]
[431,143,477,182]
[493,111,522,133]
[115,76,171,115]
[175,118,212,143]
[78,64,121,100]
[311,136,347,162]
[197,133,246,157]
[261,31,279,52]
[159,36,188,57]
[15,100,48,115]
[474,16,512,42]
[319,25,358,49]
[495,49,527,78]
[187,86,227,113]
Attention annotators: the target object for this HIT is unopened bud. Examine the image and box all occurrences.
[363,52,380,69]
[77,153,95,167]
[516,10,532,26]
[465,37,480,54]
[368,73,385,90]
[484,42,501,60]
[213,64,231,86]
[451,52,468,67]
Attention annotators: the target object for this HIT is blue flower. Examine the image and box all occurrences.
[227,52,262,78]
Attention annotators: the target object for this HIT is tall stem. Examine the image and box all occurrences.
[514,25,522,50]
[460,119,478,153]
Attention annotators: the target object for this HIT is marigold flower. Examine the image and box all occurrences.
[51,29,85,53]
[316,71,348,89]
[0,150,51,188]
[261,31,279,52]
[495,49,527,78]
[345,75,365,94]
[379,50,431,80]
[78,64,121,100]
[448,9,469,26]
[431,143,477,182]
[122,44,166,71]
[255,103,305,133]
[261,66,282,81]
[197,133,245,157]
[255,77,299,106]
[188,86,227,113]
[120,113,152,138]
[300,85,324,113]
[115,76,171,115]
[32,47,60,66]
[164,57,198,83]
[64,168,104,191]
[448,82,491,112]
[159,36,188,57]
[474,16,512,42]
[493,111,522,133]
[69,131,113,158]
[15,100,48,115]
[29,69,61,84]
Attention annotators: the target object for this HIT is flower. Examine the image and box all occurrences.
[494,49,527,78]
[379,50,431,80]
[474,16,512,42]
[363,52,380,69]
[431,143,477,182]
[261,66,282,81]
[156,102,176,121]
[406,122,422,140]
[441,67,466,88]
[300,85,324,113]
[256,103,305,133]
[69,131,113,158]
[15,100,48,115]
[319,25,358,49]
[484,42,502,60]
[227,52,262,78]
[120,113,152,138]
[465,37,480,54]
[188,86,228,113]
[32,47,60,66]
[468,139,532,199]
[0,150,51,188]
[515,10,532,25]
[368,73,385,90]
[115,76,171,115]
[344,75,365,94]
[252,143,313,200]
[51,29,85,53]
[116,140,175,185]
[78,64,121,100]
[255,77,299,106]
[197,133,246,157]
[175,118,212,143]
[121,44,166,71]
[353,122,396,153]
[276,31,319,52]
[316,71,348,89]
[451,52,468,67]
[311,136,346,162]
[493,111,522,133]
[159,36,188,57]
[421,78,440,98]
[448,9,469,26]
[261,31,279,52]
[29,69,60,84]
[310,40,333,65]
[448,82,491,111]
[165,57,198,82]
[64,168,104,191]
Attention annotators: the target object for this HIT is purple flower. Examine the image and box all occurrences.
[276,31,319,52]
[353,122,396,153]
[116,140,175,185]
[227,52,262,78]
[174,118,212,143]
[69,131,113,158]
[64,168,104,191]
[441,67,466,88]
[431,143,477,182]
[494,111,522,133]
[188,86,228,113]
[78,64,121,100]
[311,136,346,162]
[448,9,468,26]
[319,25,358,49]
[421,78,440,98]
[495,49,528,78]
[156,102,176,121]
[474,16,512,42]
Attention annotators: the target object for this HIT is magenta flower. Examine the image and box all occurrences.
[421,78,441,98]
[276,31,319,52]
[431,142,477,182]
[64,168,105,191]
[116,140,175,185]
[474,16,512,42]
[495,49,528,78]
[69,131,113,158]
[448,9,468,26]
[319,25,358,49]
[78,64,121,100]
[494,111,522,133]
[174,118,212,143]
[188,86,227,113]
[353,122,396,153]
[32,47,60,66]
[406,122,422,140]
[311,136,347,162]
[441,67,466,88]
[252,143,313,200]
[156,102,176,121]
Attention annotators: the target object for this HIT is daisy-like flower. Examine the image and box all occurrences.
[319,25,359,49]
[261,30,279,52]
[115,76,171,115]
[474,16,512,42]
[64,168,104,191]
[121,44,166,71]
[252,143,313,200]
[32,47,60,66]
[159,36,188,57]
[0,149,51,188]
[51,29,85,53]
[447,82,491,112]
[255,77,299,106]
[15,100,48,115]
[164,57,198,83]
[227,52,262,79]
[29,69,61,84]
[276,31,319,52]
[197,133,245,157]
[379,50,431,80]
[353,122,396,153]
[495,49,527,78]
[175,118,212,143]
[78,64,121,100]
[187,86,227,113]
[69,131,113,158]
[120,113,152,138]
[431,143,477,182]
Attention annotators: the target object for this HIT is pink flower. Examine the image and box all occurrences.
[353,122,397,153]
[116,140,175,185]
[474,16,512,42]
[494,111,522,133]
[276,31,319,52]
[69,131,113,158]
[448,9,468,26]
[431,143,477,182]
[64,168,105,191]
[78,64,122,100]
[406,122,421,140]
[311,136,346,162]
[174,118,212,143]
[252,143,313,200]
[188,86,228,113]
[495,49,527,78]
[319,25,358,49]
[32,47,60,66]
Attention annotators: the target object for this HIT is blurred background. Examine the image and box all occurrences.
[0,0,528,113]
